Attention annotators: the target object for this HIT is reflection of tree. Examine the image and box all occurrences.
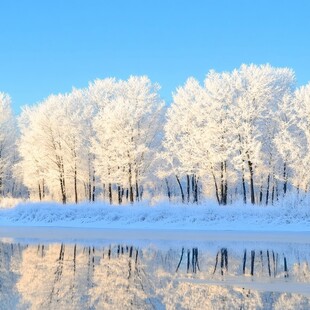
[156,280,263,310]
[17,244,94,309]
[152,249,263,310]
[7,242,310,309]
[0,243,23,309]
[18,244,65,309]
[274,293,310,310]
[89,246,151,309]
[151,246,310,309]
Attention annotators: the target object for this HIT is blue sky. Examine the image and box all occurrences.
[0,0,309,114]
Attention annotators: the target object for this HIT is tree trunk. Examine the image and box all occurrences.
[60,177,66,204]
[224,161,228,205]
[248,160,255,204]
[241,173,247,204]
[38,183,42,201]
[58,156,67,204]
[74,162,78,204]
[125,188,128,201]
[220,161,228,205]
[266,174,270,205]
[212,172,220,205]
[175,175,185,203]
[194,176,199,203]
[108,183,112,204]
[88,180,91,202]
[165,178,171,202]
[92,172,95,202]
[186,174,190,203]
[220,162,224,204]
[135,180,139,202]
[59,162,66,204]
[128,164,134,203]
[135,169,140,201]
[191,175,199,203]
[238,136,247,204]
[283,162,287,195]
[42,179,45,198]
[117,185,122,204]
[192,175,195,202]
[259,185,263,204]
[275,180,279,201]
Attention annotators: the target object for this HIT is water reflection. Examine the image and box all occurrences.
[0,241,310,309]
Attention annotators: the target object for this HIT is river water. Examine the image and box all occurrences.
[0,229,309,309]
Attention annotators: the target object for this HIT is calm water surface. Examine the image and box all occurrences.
[0,231,310,309]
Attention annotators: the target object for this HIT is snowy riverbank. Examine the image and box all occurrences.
[0,198,309,232]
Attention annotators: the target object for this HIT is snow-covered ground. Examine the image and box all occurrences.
[0,197,309,231]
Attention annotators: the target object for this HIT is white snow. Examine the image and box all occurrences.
[0,198,309,231]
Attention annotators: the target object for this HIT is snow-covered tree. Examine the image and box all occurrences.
[18,90,94,203]
[0,93,18,197]
[92,76,164,204]
[225,64,294,204]
[273,92,297,198]
[285,83,310,191]
[162,77,206,203]
[162,64,296,205]
[14,67,310,205]
[202,70,237,204]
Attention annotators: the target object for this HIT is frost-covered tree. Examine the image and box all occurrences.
[162,77,206,203]
[17,105,46,200]
[162,64,296,205]
[92,76,164,204]
[203,70,237,204]
[56,88,95,203]
[230,64,295,204]
[14,67,310,205]
[0,93,18,197]
[18,96,70,202]
[273,93,297,199]
[87,78,121,203]
[285,83,310,192]
[18,91,94,203]
[17,76,164,204]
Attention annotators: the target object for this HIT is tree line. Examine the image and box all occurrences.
[1,64,310,205]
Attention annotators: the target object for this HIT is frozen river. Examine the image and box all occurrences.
[0,227,310,309]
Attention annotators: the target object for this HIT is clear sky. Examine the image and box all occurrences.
[0,0,309,114]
